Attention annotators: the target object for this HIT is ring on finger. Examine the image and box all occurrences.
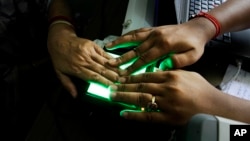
[146,96,159,112]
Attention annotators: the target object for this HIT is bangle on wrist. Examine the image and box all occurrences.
[49,20,74,29]
[48,15,75,29]
[189,11,221,38]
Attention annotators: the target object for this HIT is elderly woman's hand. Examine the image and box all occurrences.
[48,24,120,97]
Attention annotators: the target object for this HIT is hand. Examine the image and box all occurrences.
[48,24,120,97]
[106,23,210,76]
[109,70,223,125]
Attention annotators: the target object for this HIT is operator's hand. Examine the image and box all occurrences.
[48,24,120,97]
[106,20,213,76]
[109,70,230,125]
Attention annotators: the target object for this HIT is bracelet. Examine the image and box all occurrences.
[189,11,221,38]
[48,15,75,29]
[49,20,74,29]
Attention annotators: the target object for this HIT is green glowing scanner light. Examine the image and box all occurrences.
[159,53,174,71]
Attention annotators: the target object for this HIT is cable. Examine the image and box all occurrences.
[218,59,242,90]
[232,59,242,81]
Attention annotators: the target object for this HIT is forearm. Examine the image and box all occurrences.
[185,0,250,44]
[208,0,250,34]
[206,90,250,123]
[48,0,72,19]
[48,0,76,36]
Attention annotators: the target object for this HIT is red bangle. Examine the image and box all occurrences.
[48,15,75,28]
[190,11,221,38]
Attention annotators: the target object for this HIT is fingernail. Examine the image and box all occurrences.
[71,91,78,98]
[108,59,117,65]
[109,85,118,91]
[119,69,127,76]
[118,77,126,83]
[109,92,116,100]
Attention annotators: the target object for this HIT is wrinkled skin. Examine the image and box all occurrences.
[48,24,120,97]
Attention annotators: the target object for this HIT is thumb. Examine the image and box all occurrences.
[56,71,78,98]
[171,51,201,68]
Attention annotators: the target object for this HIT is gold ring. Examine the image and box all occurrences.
[146,96,158,112]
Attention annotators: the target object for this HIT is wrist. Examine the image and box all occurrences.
[48,15,75,30]
[183,18,214,44]
[189,11,221,39]
[48,23,77,41]
[187,17,218,43]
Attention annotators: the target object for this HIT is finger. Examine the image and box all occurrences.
[122,27,152,36]
[108,49,137,67]
[120,110,169,124]
[110,91,152,107]
[84,60,120,82]
[75,67,114,86]
[125,45,168,75]
[105,51,118,59]
[116,83,152,92]
[122,109,189,125]
[123,72,168,83]
[94,45,115,60]
[78,47,119,82]
[105,28,151,48]
[91,45,120,73]
[108,39,154,70]
[111,82,173,112]
[56,71,78,98]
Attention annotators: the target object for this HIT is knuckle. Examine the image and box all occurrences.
[100,69,106,75]
[114,56,125,65]
[118,84,126,91]
[118,55,124,63]
[138,53,148,64]
[139,27,150,32]
[125,76,133,82]
[189,53,199,63]
[153,29,165,36]
[136,83,145,91]
[133,47,140,56]
[113,75,120,82]
[142,73,150,80]
[71,65,82,74]
[138,27,145,31]
[91,74,101,82]
[163,71,175,79]
[131,31,139,40]
[114,92,124,101]
[107,80,114,86]
[137,93,148,106]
